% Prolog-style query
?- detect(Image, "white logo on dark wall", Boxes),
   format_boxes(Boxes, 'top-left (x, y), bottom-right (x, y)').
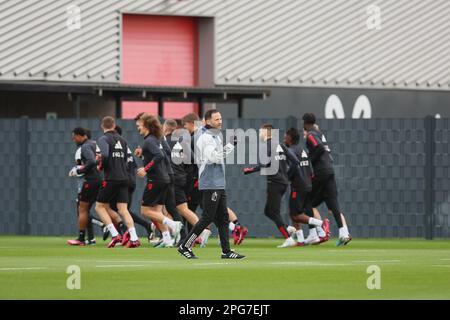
top-left (325, 94), bottom-right (372, 119)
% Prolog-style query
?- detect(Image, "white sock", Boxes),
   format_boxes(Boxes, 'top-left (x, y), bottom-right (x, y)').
top-left (308, 218), bottom-right (323, 227)
top-left (162, 231), bottom-right (172, 243)
top-left (162, 217), bottom-right (176, 231)
top-left (317, 226), bottom-right (326, 237)
top-left (309, 228), bottom-right (318, 238)
top-left (229, 222), bottom-right (236, 231)
top-left (339, 226), bottom-right (349, 238)
top-left (296, 229), bottom-right (305, 243)
top-left (344, 225), bottom-right (349, 235)
top-left (128, 227), bottom-right (138, 241)
top-left (107, 224), bottom-right (119, 237)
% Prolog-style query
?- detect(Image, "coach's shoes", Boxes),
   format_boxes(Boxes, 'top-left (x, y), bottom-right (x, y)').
top-left (107, 235), bottom-right (123, 248)
top-left (277, 237), bottom-right (298, 248)
top-left (304, 234), bottom-right (321, 245)
top-left (125, 240), bottom-right (141, 248)
top-left (121, 231), bottom-right (130, 246)
top-left (221, 251), bottom-right (245, 259)
top-left (67, 239), bottom-right (86, 246)
top-left (178, 245), bottom-right (198, 259)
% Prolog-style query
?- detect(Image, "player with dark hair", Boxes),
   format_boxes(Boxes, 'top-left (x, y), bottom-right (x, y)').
top-left (67, 127), bottom-right (103, 246)
top-left (135, 114), bottom-right (183, 248)
top-left (182, 113), bottom-right (248, 246)
top-left (281, 128), bottom-right (330, 247)
top-left (302, 113), bottom-right (352, 246)
top-left (243, 124), bottom-right (297, 247)
top-left (178, 109), bottom-right (245, 259)
top-left (95, 116), bottom-right (141, 248)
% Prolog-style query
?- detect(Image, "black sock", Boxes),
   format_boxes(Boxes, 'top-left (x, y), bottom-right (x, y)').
top-left (78, 230), bottom-right (86, 242)
top-left (86, 219), bottom-right (94, 241)
top-left (117, 222), bottom-right (127, 235)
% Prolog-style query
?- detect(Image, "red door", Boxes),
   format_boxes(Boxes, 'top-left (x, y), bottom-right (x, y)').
top-left (121, 14), bottom-right (198, 119)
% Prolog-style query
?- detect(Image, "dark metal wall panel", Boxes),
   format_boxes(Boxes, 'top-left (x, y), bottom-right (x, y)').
top-left (0, 118), bottom-right (446, 238)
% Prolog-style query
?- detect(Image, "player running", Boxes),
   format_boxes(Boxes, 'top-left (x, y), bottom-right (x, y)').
top-left (178, 109), bottom-right (245, 259)
top-left (279, 128), bottom-right (330, 247)
top-left (243, 124), bottom-right (297, 247)
top-left (67, 127), bottom-right (103, 246)
top-left (95, 116), bottom-right (141, 248)
top-left (135, 113), bottom-right (183, 248)
top-left (302, 113), bottom-right (352, 246)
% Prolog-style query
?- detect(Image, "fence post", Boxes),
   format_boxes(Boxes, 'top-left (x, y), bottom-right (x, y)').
top-left (18, 116), bottom-right (30, 235)
top-left (424, 115), bottom-right (436, 240)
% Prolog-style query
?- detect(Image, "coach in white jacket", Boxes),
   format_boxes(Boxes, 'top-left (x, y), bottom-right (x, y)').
top-left (178, 109), bottom-right (245, 260)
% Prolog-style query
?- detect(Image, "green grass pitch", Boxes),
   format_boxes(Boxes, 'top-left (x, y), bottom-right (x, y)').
top-left (1, 236), bottom-right (450, 300)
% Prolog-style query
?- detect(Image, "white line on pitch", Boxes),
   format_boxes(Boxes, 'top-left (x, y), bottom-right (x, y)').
top-left (431, 265), bottom-right (450, 267)
top-left (353, 260), bottom-right (401, 263)
top-left (270, 262), bottom-right (353, 266)
top-left (192, 263), bottom-right (231, 266)
top-left (0, 267), bottom-right (48, 271)
top-left (77, 260), bottom-right (165, 264)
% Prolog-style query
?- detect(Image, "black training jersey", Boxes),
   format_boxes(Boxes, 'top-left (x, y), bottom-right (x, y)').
top-left (184, 130), bottom-right (199, 188)
top-left (142, 134), bottom-right (171, 183)
top-left (288, 144), bottom-right (313, 192)
top-left (97, 131), bottom-right (129, 181)
top-left (305, 128), bottom-right (334, 175)
top-left (77, 139), bottom-right (101, 181)
top-left (254, 139), bottom-right (299, 186)
top-left (165, 134), bottom-right (188, 186)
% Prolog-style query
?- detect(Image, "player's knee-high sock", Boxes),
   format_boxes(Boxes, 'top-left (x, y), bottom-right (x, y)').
top-left (264, 211), bottom-right (289, 238)
top-left (86, 218), bottom-right (94, 241)
top-left (129, 211), bottom-right (151, 232)
top-left (325, 198), bottom-right (344, 228)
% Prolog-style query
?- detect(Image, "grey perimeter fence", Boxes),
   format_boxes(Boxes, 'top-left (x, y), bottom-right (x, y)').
top-left (0, 116), bottom-right (448, 239)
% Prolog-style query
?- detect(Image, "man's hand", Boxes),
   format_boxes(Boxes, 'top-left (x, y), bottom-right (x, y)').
top-left (137, 167), bottom-right (147, 178)
top-left (134, 146), bottom-right (142, 157)
top-left (69, 166), bottom-right (83, 177)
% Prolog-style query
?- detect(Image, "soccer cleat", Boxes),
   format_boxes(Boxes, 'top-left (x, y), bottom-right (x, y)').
top-left (155, 240), bottom-right (174, 248)
top-left (121, 231), bottom-right (130, 246)
top-left (85, 239), bottom-right (96, 245)
top-left (336, 235), bottom-right (352, 247)
top-left (318, 236), bottom-right (329, 244)
top-left (102, 227), bottom-right (110, 241)
top-left (304, 235), bottom-right (321, 245)
top-left (107, 235), bottom-right (123, 248)
top-left (125, 240), bottom-right (141, 248)
top-left (232, 226), bottom-right (242, 245)
top-left (322, 219), bottom-right (331, 237)
top-left (277, 237), bottom-right (298, 248)
top-left (67, 239), bottom-right (86, 246)
top-left (236, 226), bottom-right (248, 245)
top-left (221, 251), bottom-right (246, 259)
top-left (178, 245), bottom-right (198, 259)
top-left (200, 229), bottom-right (212, 248)
top-left (297, 242), bottom-right (306, 247)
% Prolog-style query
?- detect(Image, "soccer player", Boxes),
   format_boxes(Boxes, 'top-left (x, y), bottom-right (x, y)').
top-left (178, 109), bottom-right (245, 259)
top-left (135, 114), bottom-right (183, 248)
top-left (95, 116), bottom-right (141, 248)
top-left (110, 125), bottom-right (154, 242)
top-left (243, 124), bottom-right (297, 246)
top-left (280, 128), bottom-right (330, 247)
top-left (302, 113), bottom-right (352, 246)
top-left (284, 128), bottom-right (330, 245)
top-left (181, 113), bottom-right (248, 246)
top-left (163, 119), bottom-right (209, 245)
top-left (67, 127), bottom-right (102, 246)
